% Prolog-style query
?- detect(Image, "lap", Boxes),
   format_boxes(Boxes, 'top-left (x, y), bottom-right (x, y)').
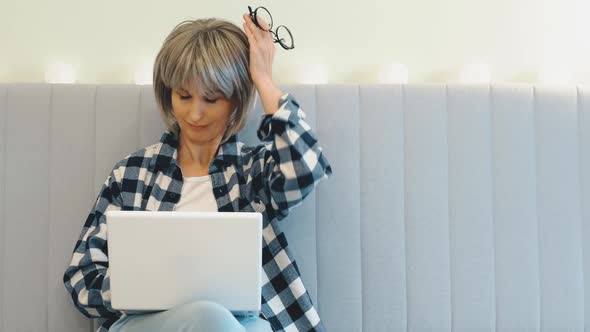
top-left (109, 300), bottom-right (272, 332)
top-left (235, 315), bottom-right (273, 332)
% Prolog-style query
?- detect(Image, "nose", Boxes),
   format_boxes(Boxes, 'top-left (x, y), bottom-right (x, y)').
top-left (187, 101), bottom-right (207, 121)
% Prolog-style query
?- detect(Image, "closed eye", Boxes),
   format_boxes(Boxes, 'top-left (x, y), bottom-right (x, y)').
top-left (179, 94), bottom-right (217, 103)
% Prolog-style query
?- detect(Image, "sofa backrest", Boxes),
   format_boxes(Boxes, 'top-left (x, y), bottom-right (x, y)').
top-left (0, 83), bottom-right (588, 332)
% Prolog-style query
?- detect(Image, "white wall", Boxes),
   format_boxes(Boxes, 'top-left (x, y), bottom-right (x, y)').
top-left (1, 0), bottom-right (589, 84)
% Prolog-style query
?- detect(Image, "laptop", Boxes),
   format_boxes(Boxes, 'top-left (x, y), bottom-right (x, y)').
top-left (105, 210), bottom-right (263, 318)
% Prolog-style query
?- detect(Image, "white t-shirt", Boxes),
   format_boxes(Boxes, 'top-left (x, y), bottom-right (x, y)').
top-left (173, 175), bottom-right (218, 212)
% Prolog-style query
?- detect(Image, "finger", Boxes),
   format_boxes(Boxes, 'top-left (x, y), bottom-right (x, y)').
top-left (243, 13), bottom-right (259, 36)
top-left (257, 16), bottom-right (271, 31)
top-left (243, 13), bottom-right (266, 42)
top-left (242, 20), bottom-right (257, 44)
top-left (255, 16), bottom-right (274, 44)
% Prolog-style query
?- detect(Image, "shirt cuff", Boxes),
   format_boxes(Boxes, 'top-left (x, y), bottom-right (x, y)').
top-left (256, 93), bottom-right (307, 141)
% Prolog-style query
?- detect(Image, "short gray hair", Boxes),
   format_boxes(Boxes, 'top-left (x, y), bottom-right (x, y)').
top-left (153, 18), bottom-right (256, 144)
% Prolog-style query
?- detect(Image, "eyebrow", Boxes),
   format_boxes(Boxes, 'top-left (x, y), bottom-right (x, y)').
top-left (178, 89), bottom-right (224, 99)
top-left (181, 88), bottom-right (222, 96)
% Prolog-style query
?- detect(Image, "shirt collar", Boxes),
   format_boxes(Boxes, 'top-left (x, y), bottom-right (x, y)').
top-left (149, 129), bottom-right (241, 173)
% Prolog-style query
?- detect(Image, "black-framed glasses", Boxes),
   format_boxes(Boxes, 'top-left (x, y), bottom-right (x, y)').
top-left (248, 5), bottom-right (294, 50)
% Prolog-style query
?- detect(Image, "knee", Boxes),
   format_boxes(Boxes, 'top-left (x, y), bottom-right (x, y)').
top-left (170, 300), bottom-right (245, 332)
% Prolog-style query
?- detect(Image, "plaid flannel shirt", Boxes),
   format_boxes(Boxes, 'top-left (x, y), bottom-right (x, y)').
top-left (62, 92), bottom-right (333, 332)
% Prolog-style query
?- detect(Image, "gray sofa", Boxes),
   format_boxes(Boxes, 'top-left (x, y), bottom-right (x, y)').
top-left (0, 83), bottom-right (588, 331)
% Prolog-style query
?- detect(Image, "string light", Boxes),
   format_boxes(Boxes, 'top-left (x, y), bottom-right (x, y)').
top-left (538, 63), bottom-right (572, 84)
top-left (134, 59), bottom-right (154, 85)
top-left (378, 63), bottom-right (408, 84)
top-left (38, 58), bottom-right (584, 85)
top-left (459, 61), bottom-right (491, 83)
top-left (297, 63), bottom-right (328, 84)
top-left (44, 62), bottom-right (76, 83)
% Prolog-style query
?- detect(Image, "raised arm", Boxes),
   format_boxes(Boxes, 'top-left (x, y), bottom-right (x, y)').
top-left (252, 92), bottom-right (333, 220)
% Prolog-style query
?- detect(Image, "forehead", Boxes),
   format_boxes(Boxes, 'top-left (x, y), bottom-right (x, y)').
top-left (178, 80), bottom-right (201, 91)
top-left (178, 80), bottom-right (221, 95)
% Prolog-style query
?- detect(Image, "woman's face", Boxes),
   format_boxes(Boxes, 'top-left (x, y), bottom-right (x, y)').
top-left (171, 80), bottom-right (235, 144)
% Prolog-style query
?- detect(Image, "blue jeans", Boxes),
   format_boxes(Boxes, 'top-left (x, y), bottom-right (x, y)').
top-left (108, 300), bottom-right (272, 332)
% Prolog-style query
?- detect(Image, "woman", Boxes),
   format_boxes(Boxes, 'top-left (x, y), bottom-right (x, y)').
top-left (62, 11), bottom-right (332, 332)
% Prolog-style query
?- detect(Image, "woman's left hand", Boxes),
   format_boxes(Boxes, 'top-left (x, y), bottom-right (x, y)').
top-left (242, 12), bottom-right (275, 86)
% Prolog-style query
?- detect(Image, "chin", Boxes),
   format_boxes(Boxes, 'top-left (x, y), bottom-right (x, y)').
top-left (183, 127), bottom-right (220, 141)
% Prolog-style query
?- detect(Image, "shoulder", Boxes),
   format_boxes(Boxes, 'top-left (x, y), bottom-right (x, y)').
top-left (110, 143), bottom-right (160, 181)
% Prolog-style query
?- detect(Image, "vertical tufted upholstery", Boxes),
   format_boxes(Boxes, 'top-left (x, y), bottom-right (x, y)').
top-left (0, 83), bottom-right (588, 331)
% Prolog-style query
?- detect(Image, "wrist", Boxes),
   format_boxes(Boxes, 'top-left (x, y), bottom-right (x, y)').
top-left (253, 75), bottom-right (273, 88)
top-left (255, 78), bottom-right (284, 116)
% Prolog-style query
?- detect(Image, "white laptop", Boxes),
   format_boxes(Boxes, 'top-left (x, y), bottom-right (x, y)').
top-left (105, 210), bottom-right (263, 318)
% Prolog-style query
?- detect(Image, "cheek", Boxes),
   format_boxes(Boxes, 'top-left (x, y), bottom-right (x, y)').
top-left (171, 99), bottom-right (185, 118)
top-left (170, 98), bottom-right (178, 115)
top-left (211, 105), bottom-right (232, 121)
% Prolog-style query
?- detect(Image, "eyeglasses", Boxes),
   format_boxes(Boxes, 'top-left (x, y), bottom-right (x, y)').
top-left (248, 5), bottom-right (294, 50)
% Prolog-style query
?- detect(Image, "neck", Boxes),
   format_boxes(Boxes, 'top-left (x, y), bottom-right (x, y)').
top-left (177, 134), bottom-right (222, 169)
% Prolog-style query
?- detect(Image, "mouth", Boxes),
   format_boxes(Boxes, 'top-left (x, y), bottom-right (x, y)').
top-left (188, 123), bottom-right (208, 129)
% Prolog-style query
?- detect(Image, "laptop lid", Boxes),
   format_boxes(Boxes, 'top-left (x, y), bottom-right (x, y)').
top-left (105, 211), bottom-right (262, 317)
